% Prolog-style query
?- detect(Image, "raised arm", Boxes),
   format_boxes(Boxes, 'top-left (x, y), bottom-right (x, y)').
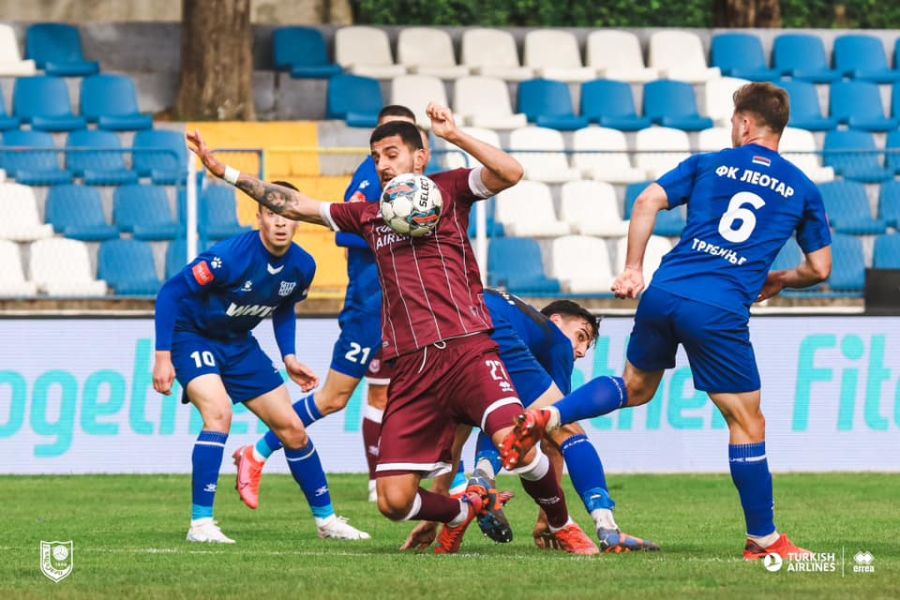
top-left (611, 183), bottom-right (669, 299)
top-left (757, 246), bottom-right (832, 302)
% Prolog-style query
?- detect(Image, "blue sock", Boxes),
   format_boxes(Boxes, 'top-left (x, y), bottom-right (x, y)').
top-left (257, 394), bottom-right (323, 458)
top-left (255, 434), bottom-right (278, 460)
top-left (560, 434), bottom-right (616, 513)
top-left (450, 460), bottom-right (467, 492)
top-left (474, 431), bottom-right (503, 477)
top-left (191, 430), bottom-right (228, 521)
top-left (729, 442), bottom-right (776, 537)
top-left (554, 376), bottom-right (628, 425)
top-left (285, 438), bottom-right (335, 521)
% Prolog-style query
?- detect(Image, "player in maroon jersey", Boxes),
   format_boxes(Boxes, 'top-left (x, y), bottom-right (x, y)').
top-left (186, 103), bottom-right (598, 555)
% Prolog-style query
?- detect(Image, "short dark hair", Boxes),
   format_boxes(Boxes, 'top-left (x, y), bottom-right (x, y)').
top-left (370, 121), bottom-right (424, 152)
top-left (378, 104), bottom-right (416, 123)
top-left (541, 300), bottom-right (601, 341)
top-left (733, 83), bottom-right (790, 134)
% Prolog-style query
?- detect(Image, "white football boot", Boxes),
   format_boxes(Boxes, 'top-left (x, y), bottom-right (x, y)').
top-left (317, 515), bottom-right (371, 540)
top-left (186, 518), bottom-right (235, 544)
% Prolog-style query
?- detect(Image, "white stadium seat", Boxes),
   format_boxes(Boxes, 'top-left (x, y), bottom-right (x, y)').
top-left (390, 74), bottom-right (448, 128)
top-left (649, 31), bottom-right (721, 83)
top-left (461, 28), bottom-right (534, 81)
top-left (509, 126), bottom-right (582, 183)
top-left (0, 239), bottom-right (37, 296)
top-left (29, 238), bottom-right (107, 297)
top-left (0, 183), bottom-right (53, 242)
top-left (697, 127), bottom-right (733, 153)
top-left (705, 77), bottom-right (750, 126)
top-left (0, 24), bottom-right (35, 76)
top-left (559, 180), bottom-right (629, 237)
top-left (634, 127), bottom-right (691, 180)
top-left (397, 27), bottom-right (469, 79)
top-left (616, 235), bottom-right (673, 287)
top-left (495, 181), bottom-right (571, 237)
top-left (780, 127), bottom-right (835, 183)
top-left (572, 126), bottom-right (647, 183)
top-left (524, 30), bottom-right (595, 83)
top-left (442, 126), bottom-right (500, 170)
top-left (551, 235), bottom-right (616, 293)
top-left (586, 30), bottom-right (659, 83)
top-left (453, 76), bottom-right (527, 130)
top-left (335, 26), bottom-right (406, 79)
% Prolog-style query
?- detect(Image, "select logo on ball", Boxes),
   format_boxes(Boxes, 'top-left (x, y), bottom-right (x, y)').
top-left (380, 173), bottom-right (443, 238)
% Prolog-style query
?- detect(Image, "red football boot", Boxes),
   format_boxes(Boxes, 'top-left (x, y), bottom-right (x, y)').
top-left (232, 445), bottom-right (265, 510)
top-left (743, 534), bottom-right (813, 560)
top-left (499, 409), bottom-right (552, 470)
top-left (552, 521), bottom-right (600, 556)
top-left (434, 491), bottom-right (487, 555)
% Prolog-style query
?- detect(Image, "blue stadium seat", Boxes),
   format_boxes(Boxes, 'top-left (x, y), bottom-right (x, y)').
top-left (642, 80), bottom-right (714, 132)
top-left (273, 27), bottom-right (342, 79)
top-left (25, 23), bottom-right (99, 76)
top-left (2, 130), bottom-right (73, 185)
top-left (467, 199), bottom-right (505, 238)
top-left (710, 33), bottom-right (779, 81)
top-left (773, 34), bottom-right (841, 83)
top-left (132, 129), bottom-right (187, 184)
top-left (770, 237), bottom-right (803, 271)
top-left (819, 181), bottom-right (887, 235)
top-left (98, 239), bottom-right (161, 296)
top-left (829, 81), bottom-right (898, 132)
top-left (166, 238), bottom-right (187, 279)
top-left (13, 76), bottom-right (86, 132)
top-left (623, 182), bottom-right (685, 236)
top-left (823, 130), bottom-right (893, 183)
top-left (66, 130), bottom-right (138, 185)
top-left (885, 130), bottom-right (900, 174)
top-left (488, 238), bottom-right (560, 295)
top-left (326, 74), bottom-right (383, 128)
top-left (0, 87), bottom-right (19, 131)
top-left (114, 184), bottom-right (181, 241)
top-left (828, 234), bottom-right (865, 292)
top-left (833, 34), bottom-right (900, 83)
top-left (624, 181), bottom-right (652, 219)
top-left (873, 234), bottom-right (900, 268)
top-left (45, 185), bottom-right (118, 241)
top-left (878, 180), bottom-right (900, 228)
top-left (517, 79), bottom-right (589, 131)
top-left (778, 80), bottom-right (837, 131)
top-left (81, 75), bottom-right (153, 131)
top-left (580, 80), bottom-right (651, 131)
top-left (200, 184), bottom-right (252, 241)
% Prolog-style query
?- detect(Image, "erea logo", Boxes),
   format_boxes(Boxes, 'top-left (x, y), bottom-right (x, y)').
top-left (192, 261), bottom-right (215, 286)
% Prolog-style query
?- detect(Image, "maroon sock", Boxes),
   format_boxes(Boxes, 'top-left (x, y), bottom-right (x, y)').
top-left (414, 488), bottom-right (463, 523)
top-left (361, 415), bottom-right (382, 480)
top-left (521, 469), bottom-right (570, 529)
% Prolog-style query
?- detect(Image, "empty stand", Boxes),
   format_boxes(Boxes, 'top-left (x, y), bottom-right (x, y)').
top-left (391, 74), bottom-right (447, 127)
top-left (704, 77), bottom-right (751, 126)
top-left (488, 237), bottom-right (560, 295)
top-left (508, 126), bottom-right (581, 183)
top-left (0, 239), bottom-right (37, 296)
top-left (326, 74), bottom-right (383, 127)
top-left (114, 184), bottom-right (180, 241)
top-left (45, 184), bottom-right (118, 241)
top-left (779, 127), bottom-right (835, 183)
top-left (580, 79), bottom-right (651, 131)
top-left (460, 28), bottom-right (533, 81)
top-left (586, 31), bottom-right (658, 83)
top-left (132, 129), bottom-right (188, 184)
top-left (873, 234), bottom-right (900, 268)
top-left (773, 34), bottom-right (840, 82)
top-left (80, 74), bottom-right (153, 131)
top-left (397, 27), bottom-right (468, 79)
top-left (829, 81), bottom-right (897, 132)
top-left (824, 130), bottom-right (893, 183)
top-left (272, 27), bottom-right (342, 79)
top-left (648, 31), bottom-right (720, 83)
top-left (819, 180), bottom-right (887, 235)
top-left (615, 235), bottom-right (672, 287)
top-left (26, 23), bottom-right (99, 76)
top-left (524, 30), bottom-right (594, 83)
top-left (13, 76), bottom-right (86, 132)
top-left (879, 180), bottom-right (900, 228)
top-left (0, 183), bottom-right (53, 241)
top-left (643, 80), bottom-right (714, 131)
top-left (833, 34), bottom-right (900, 83)
top-left (30, 237), bottom-right (107, 296)
top-left (697, 127), bottom-right (732, 152)
top-left (710, 33), bottom-right (779, 81)
top-left (66, 130), bottom-right (138, 185)
top-left (559, 180), bottom-right (629, 236)
top-left (335, 26), bottom-right (406, 79)
top-left (495, 180), bottom-right (571, 236)
top-left (779, 80), bottom-right (838, 131)
top-left (453, 76), bottom-right (527, 130)
top-left (517, 79), bottom-right (588, 131)
top-left (634, 127), bottom-right (691, 179)
top-left (571, 126), bottom-right (646, 183)
top-left (200, 185), bottom-right (252, 241)
top-left (98, 239), bottom-right (161, 296)
top-left (2, 130), bottom-right (72, 185)
top-left (551, 235), bottom-right (615, 294)
top-left (0, 24), bottom-right (36, 76)
top-left (828, 234), bottom-right (866, 292)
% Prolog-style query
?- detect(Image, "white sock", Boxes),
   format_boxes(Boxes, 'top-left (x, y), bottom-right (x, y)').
top-left (191, 517), bottom-right (213, 527)
top-left (591, 508), bottom-right (618, 531)
top-left (364, 404), bottom-right (384, 423)
top-left (315, 514), bottom-right (337, 528)
top-left (749, 530), bottom-right (780, 548)
top-left (251, 446), bottom-right (266, 462)
top-left (447, 499), bottom-right (470, 527)
top-left (475, 458), bottom-right (496, 480)
top-left (544, 407), bottom-right (561, 431)
top-left (548, 517), bottom-right (574, 534)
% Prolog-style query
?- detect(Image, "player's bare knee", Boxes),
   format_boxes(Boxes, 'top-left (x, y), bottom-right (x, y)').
top-left (201, 407), bottom-right (232, 431)
top-left (376, 486), bottom-right (414, 520)
top-left (276, 421), bottom-right (308, 450)
top-left (317, 389), bottom-right (351, 416)
top-left (367, 386), bottom-right (388, 411)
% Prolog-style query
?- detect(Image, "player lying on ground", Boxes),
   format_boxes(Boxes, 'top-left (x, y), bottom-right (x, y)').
top-left (500, 83), bottom-right (832, 560)
top-left (152, 197), bottom-right (369, 543)
top-left (187, 102), bottom-right (599, 555)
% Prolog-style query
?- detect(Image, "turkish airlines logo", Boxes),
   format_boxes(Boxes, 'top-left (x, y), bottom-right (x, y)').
top-left (192, 261), bottom-right (214, 286)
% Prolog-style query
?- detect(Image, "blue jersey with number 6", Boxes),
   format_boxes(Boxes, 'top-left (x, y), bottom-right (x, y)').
top-left (650, 143), bottom-right (831, 315)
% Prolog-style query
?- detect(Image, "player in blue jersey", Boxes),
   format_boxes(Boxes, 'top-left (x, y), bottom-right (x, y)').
top-left (153, 183), bottom-right (369, 543)
top-left (501, 83), bottom-right (833, 560)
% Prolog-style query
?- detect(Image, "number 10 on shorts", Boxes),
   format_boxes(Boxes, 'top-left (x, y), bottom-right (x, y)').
top-left (190, 350), bottom-right (216, 368)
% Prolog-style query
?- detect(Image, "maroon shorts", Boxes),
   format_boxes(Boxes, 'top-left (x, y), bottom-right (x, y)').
top-left (365, 351), bottom-right (393, 386)
top-left (375, 333), bottom-right (524, 479)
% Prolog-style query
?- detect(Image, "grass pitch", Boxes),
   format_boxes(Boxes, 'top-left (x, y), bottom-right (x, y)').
top-left (1, 472), bottom-right (896, 599)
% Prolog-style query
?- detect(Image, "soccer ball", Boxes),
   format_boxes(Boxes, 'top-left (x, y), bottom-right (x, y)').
top-left (380, 173), bottom-right (443, 237)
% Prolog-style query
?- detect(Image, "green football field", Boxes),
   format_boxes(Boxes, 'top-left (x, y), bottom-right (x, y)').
top-left (2, 472), bottom-right (896, 599)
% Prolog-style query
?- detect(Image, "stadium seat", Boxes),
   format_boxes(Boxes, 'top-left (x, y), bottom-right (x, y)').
top-left (879, 180), bottom-right (900, 228)
top-left (580, 79), bottom-right (651, 131)
top-left (770, 236), bottom-right (803, 272)
top-left (391, 75), bottom-right (447, 128)
top-left (886, 130), bottom-right (900, 174)
top-left (0, 239), bottom-right (37, 296)
top-left (466, 197), bottom-right (505, 238)
top-left (893, 82), bottom-right (900, 122)
top-left (624, 181), bottom-right (652, 218)
top-left (442, 126), bottom-right (500, 170)
top-left (550, 235), bottom-right (615, 294)
top-left (779, 127), bottom-right (835, 183)
top-left (0, 24), bottom-right (36, 76)
top-left (643, 80), bottom-right (714, 131)
top-left (29, 237), bottom-right (107, 296)
top-left (710, 33), bottom-right (779, 82)
top-left (13, 76), bottom-right (86, 132)
top-left (460, 28), bottom-right (533, 81)
top-left (25, 23), bottom-right (99, 76)
top-left (132, 129), bottom-right (188, 184)
top-left (704, 77), bottom-right (751, 126)
top-left (829, 81), bottom-right (898, 132)
top-left (487, 237), bottom-right (560, 295)
top-left (833, 34), bottom-right (900, 83)
top-left (80, 74), bottom-right (153, 131)
top-left (200, 184), bottom-right (252, 241)
top-left (165, 238), bottom-right (187, 279)
top-left (495, 180), bottom-right (571, 236)
top-left (0, 86), bottom-right (20, 131)
top-left (326, 74), bottom-right (383, 127)
top-left (524, 30), bottom-right (594, 83)
top-left (2, 130), bottom-right (73, 185)
top-left (517, 79), bottom-right (589, 131)
top-left (586, 30), bottom-right (658, 83)
top-left (114, 184), bottom-right (180, 241)
top-left (623, 186), bottom-right (687, 237)
top-left (334, 26), bottom-right (406, 79)
top-left (272, 27), bottom-right (342, 79)
top-left (819, 180), bottom-right (887, 235)
top-left (45, 184), bottom-right (118, 241)
top-left (772, 34), bottom-right (840, 83)
top-left (571, 126), bottom-right (647, 183)
top-left (397, 28), bottom-right (468, 79)
top-left (99, 239), bottom-right (161, 296)
top-left (648, 31), bottom-right (720, 83)
top-left (697, 127), bottom-right (732, 152)
top-left (615, 235), bottom-right (672, 287)
top-left (823, 130), bottom-right (893, 183)
top-left (778, 80), bottom-right (838, 131)
top-left (828, 234), bottom-right (865, 292)
top-left (559, 180), bottom-right (629, 237)
top-left (66, 130), bottom-right (138, 185)
top-left (0, 183), bottom-right (53, 241)
top-left (453, 76), bottom-right (527, 130)
top-left (634, 127), bottom-right (691, 180)
top-left (508, 126), bottom-right (581, 183)
top-left (873, 234), bottom-right (900, 268)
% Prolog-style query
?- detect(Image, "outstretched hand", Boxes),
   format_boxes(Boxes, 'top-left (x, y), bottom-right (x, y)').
top-left (400, 520), bottom-right (438, 552)
top-left (186, 130), bottom-right (225, 178)
top-left (611, 266), bottom-right (645, 299)
top-left (756, 271), bottom-right (786, 302)
top-left (426, 102), bottom-right (458, 141)
top-left (285, 357), bottom-right (319, 392)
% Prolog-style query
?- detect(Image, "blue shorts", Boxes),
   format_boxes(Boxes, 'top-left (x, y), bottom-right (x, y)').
top-left (627, 286), bottom-right (760, 393)
top-left (492, 319), bottom-right (553, 407)
top-left (330, 304), bottom-right (384, 381)
top-left (172, 330), bottom-right (284, 404)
